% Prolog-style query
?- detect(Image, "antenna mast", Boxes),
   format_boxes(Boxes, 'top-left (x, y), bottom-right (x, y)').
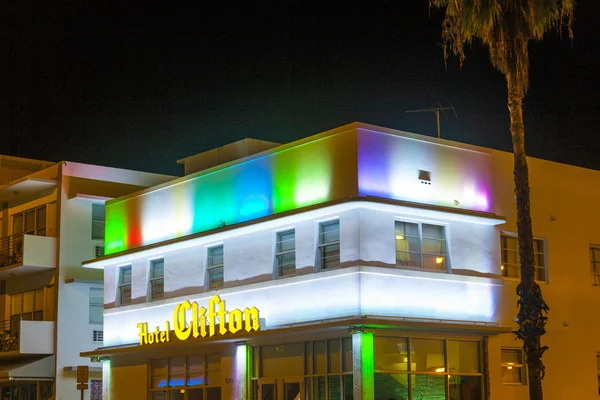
top-left (405, 102), bottom-right (459, 139)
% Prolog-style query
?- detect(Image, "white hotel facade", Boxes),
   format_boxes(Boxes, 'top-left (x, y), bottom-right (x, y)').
top-left (82, 123), bottom-right (600, 400)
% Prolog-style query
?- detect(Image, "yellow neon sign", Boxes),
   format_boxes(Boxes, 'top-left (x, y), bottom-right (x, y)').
top-left (137, 295), bottom-right (260, 345)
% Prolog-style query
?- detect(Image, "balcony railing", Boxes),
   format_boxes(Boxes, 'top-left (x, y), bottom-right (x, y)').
top-left (0, 319), bottom-right (54, 354)
top-left (0, 234), bottom-right (24, 268)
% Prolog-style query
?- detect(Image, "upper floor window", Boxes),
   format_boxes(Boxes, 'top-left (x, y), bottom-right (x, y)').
top-left (276, 229), bottom-right (296, 277)
top-left (207, 246), bottom-right (224, 289)
top-left (500, 234), bottom-right (547, 282)
top-left (10, 288), bottom-right (44, 335)
top-left (501, 348), bottom-right (525, 385)
top-left (89, 287), bottom-right (103, 324)
top-left (92, 204), bottom-right (105, 240)
top-left (590, 246), bottom-right (600, 286)
top-left (149, 259), bottom-right (164, 301)
top-left (395, 221), bottom-right (448, 271)
top-left (118, 266), bottom-right (132, 306)
top-left (13, 205), bottom-right (46, 237)
top-left (318, 220), bottom-right (340, 269)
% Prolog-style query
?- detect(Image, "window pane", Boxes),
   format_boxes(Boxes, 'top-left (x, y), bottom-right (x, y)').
top-left (313, 376), bottom-right (326, 400)
top-left (261, 343), bottom-right (304, 377)
top-left (187, 389), bottom-right (204, 400)
top-left (501, 348), bottom-right (523, 384)
top-left (320, 221), bottom-right (340, 244)
top-left (422, 238), bottom-right (446, 255)
top-left (501, 349), bottom-right (521, 365)
top-left (187, 356), bottom-right (205, 386)
top-left (328, 339), bottom-right (341, 373)
top-left (92, 204), bottom-right (105, 221)
top-left (343, 375), bottom-right (353, 400)
top-left (423, 253), bottom-right (447, 271)
top-left (206, 353), bottom-right (221, 385)
top-left (23, 291), bottom-right (34, 313)
top-left (395, 221), bottom-right (419, 238)
top-left (120, 285), bottom-right (131, 305)
top-left (412, 374), bottom-right (446, 400)
top-left (343, 337), bottom-right (353, 372)
top-left (396, 251), bottom-right (421, 267)
top-left (209, 267), bottom-right (224, 289)
top-left (448, 341), bottom-right (480, 373)
top-left (11, 294), bottom-right (22, 315)
top-left (412, 338), bottom-right (445, 372)
top-left (374, 337), bottom-right (409, 372)
top-left (13, 214), bottom-right (23, 234)
top-left (314, 340), bottom-right (327, 374)
top-left (169, 357), bottom-right (185, 387)
top-left (396, 235), bottom-right (420, 253)
top-left (328, 375), bottom-right (340, 400)
top-left (374, 373), bottom-right (409, 400)
top-left (36, 207), bottom-right (47, 228)
top-left (449, 375), bottom-right (482, 400)
top-left (277, 230), bottom-right (295, 252)
top-left (422, 224), bottom-right (445, 240)
top-left (120, 267), bottom-right (131, 284)
top-left (208, 246), bottom-right (224, 266)
top-left (169, 391), bottom-right (184, 400)
top-left (502, 366), bottom-right (523, 383)
top-left (90, 305), bottom-right (103, 324)
top-left (151, 260), bottom-right (165, 278)
top-left (321, 244), bottom-right (340, 269)
top-left (151, 359), bottom-right (168, 388)
top-left (206, 387), bottom-right (221, 400)
top-left (24, 210), bottom-right (35, 233)
top-left (151, 279), bottom-right (164, 300)
top-left (152, 391), bottom-right (167, 400)
top-left (35, 289), bottom-right (44, 311)
top-left (501, 235), bottom-right (517, 251)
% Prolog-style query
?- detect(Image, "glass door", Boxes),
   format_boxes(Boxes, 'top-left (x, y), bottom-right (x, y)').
top-left (259, 378), bottom-right (277, 400)
top-left (258, 377), bottom-right (303, 400)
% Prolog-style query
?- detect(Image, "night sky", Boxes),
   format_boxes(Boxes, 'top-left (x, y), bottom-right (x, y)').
top-left (2, 1), bottom-right (599, 176)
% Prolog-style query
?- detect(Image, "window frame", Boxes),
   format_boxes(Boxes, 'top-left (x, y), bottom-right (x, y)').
top-left (89, 287), bottom-right (103, 324)
top-left (91, 204), bottom-right (106, 240)
top-left (590, 245), bottom-right (600, 286)
top-left (12, 204), bottom-right (47, 237)
top-left (149, 354), bottom-right (222, 398)
top-left (395, 220), bottom-right (450, 272)
top-left (318, 219), bottom-right (341, 270)
top-left (118, 265), bottom-right (132, 306)
top-left (500, 233), bottom-right (548, 283)
top-left (500, 347), bottom-right (526, 385)
top-left (206, 245), bottom-right (224, 290)
top-left (148, 258), bottom-right (165, 301)
top-left (275, 229), bottom-right (296, 277)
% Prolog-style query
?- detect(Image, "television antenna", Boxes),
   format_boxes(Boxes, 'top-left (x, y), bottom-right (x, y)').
top-left (405, 101), bottom-right (459, 139)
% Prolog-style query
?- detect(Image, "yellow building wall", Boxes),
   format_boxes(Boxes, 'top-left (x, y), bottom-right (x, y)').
top-left (108, 361), bottom-right (148, 400)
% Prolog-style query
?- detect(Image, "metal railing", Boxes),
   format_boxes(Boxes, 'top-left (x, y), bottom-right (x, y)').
top-left (0, 319), bottom-right (20, 352)
top-left (0, 234), bottom-right (24, 268)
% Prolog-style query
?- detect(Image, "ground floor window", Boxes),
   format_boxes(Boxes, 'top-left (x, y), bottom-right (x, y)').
top-left (374, 336), bottom-right (482, 400)
top-left (251, 337), bottom-right (353, 400)
top-left (0, 382), bottom-right (53, 400)
top-left (149, 354), bottom-right (221, 400)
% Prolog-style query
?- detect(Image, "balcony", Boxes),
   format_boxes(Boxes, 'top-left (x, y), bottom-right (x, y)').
top-left (0, 234), bottom-right (57, 277)
top-left (0, 320), bottom-right (54, 357)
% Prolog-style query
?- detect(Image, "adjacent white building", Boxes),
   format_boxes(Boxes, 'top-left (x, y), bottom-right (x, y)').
top-left (0, 155), bottom-right (173, 400)
top-left (82, 123), bottom-right (600, 400)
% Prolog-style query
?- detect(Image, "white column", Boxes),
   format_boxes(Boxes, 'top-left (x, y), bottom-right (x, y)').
top-left (233, 344), bottom-right (249, 400)
top-left (352, 329), bottom-right (374, 400)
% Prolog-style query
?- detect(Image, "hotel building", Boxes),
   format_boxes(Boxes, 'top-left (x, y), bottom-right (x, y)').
top-left (82, 123), bottom-right (600, 400)
top-left (0, 156), bottom-right (173, 400)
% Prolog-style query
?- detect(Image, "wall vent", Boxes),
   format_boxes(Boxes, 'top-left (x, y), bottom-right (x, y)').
top-left (418, 169), bottom-right (432, 185)
top-left (93, 330), bottom-right (104, 343)
top-left (95, 245), bottom-right (105, 258)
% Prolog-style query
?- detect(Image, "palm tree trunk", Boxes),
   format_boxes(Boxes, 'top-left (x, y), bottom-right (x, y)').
top-left (507, 72), bottom-right (547, 400)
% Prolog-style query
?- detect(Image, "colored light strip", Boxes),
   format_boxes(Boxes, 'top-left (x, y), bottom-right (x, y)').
top-left (104, 128), bottom-right (494, 254)
top-left (353, 330), bottom-right (374, 399)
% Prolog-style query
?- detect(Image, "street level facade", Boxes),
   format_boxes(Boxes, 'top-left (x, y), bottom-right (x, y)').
top-left (82, 123), bottom-right (600, 400)
top-left (0, 156), bottom-right (173, 400)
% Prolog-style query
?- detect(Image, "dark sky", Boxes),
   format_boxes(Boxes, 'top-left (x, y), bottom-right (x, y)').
top-left (2, 1), bottom-right (599, 176)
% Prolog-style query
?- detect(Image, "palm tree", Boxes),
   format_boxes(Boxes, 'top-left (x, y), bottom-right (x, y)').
top-left (428, 1), bottom-right (575, 399)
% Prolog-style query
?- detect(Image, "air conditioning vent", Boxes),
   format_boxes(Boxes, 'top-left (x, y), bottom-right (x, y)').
top-left (95, 246), bottom-right (104, 258)
top-left (93, 330), bottom-right (104, 343)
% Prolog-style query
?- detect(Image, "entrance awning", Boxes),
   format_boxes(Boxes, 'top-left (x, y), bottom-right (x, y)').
top-left (0, 356), bottom-right (55, 382)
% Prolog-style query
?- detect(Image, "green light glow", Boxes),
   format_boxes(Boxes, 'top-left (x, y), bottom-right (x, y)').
top-left (360, 331), bottom-right (375, 399)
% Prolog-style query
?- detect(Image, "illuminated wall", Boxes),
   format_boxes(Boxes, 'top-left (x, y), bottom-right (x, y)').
top-left (357, 128), bottom-right (492, 212)
top-left (105, 132), bottom-right (358, 254)
top-left (103, 268), bottom-right (498, 346)
top-left (104, 125), bottom-right (494, 254)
